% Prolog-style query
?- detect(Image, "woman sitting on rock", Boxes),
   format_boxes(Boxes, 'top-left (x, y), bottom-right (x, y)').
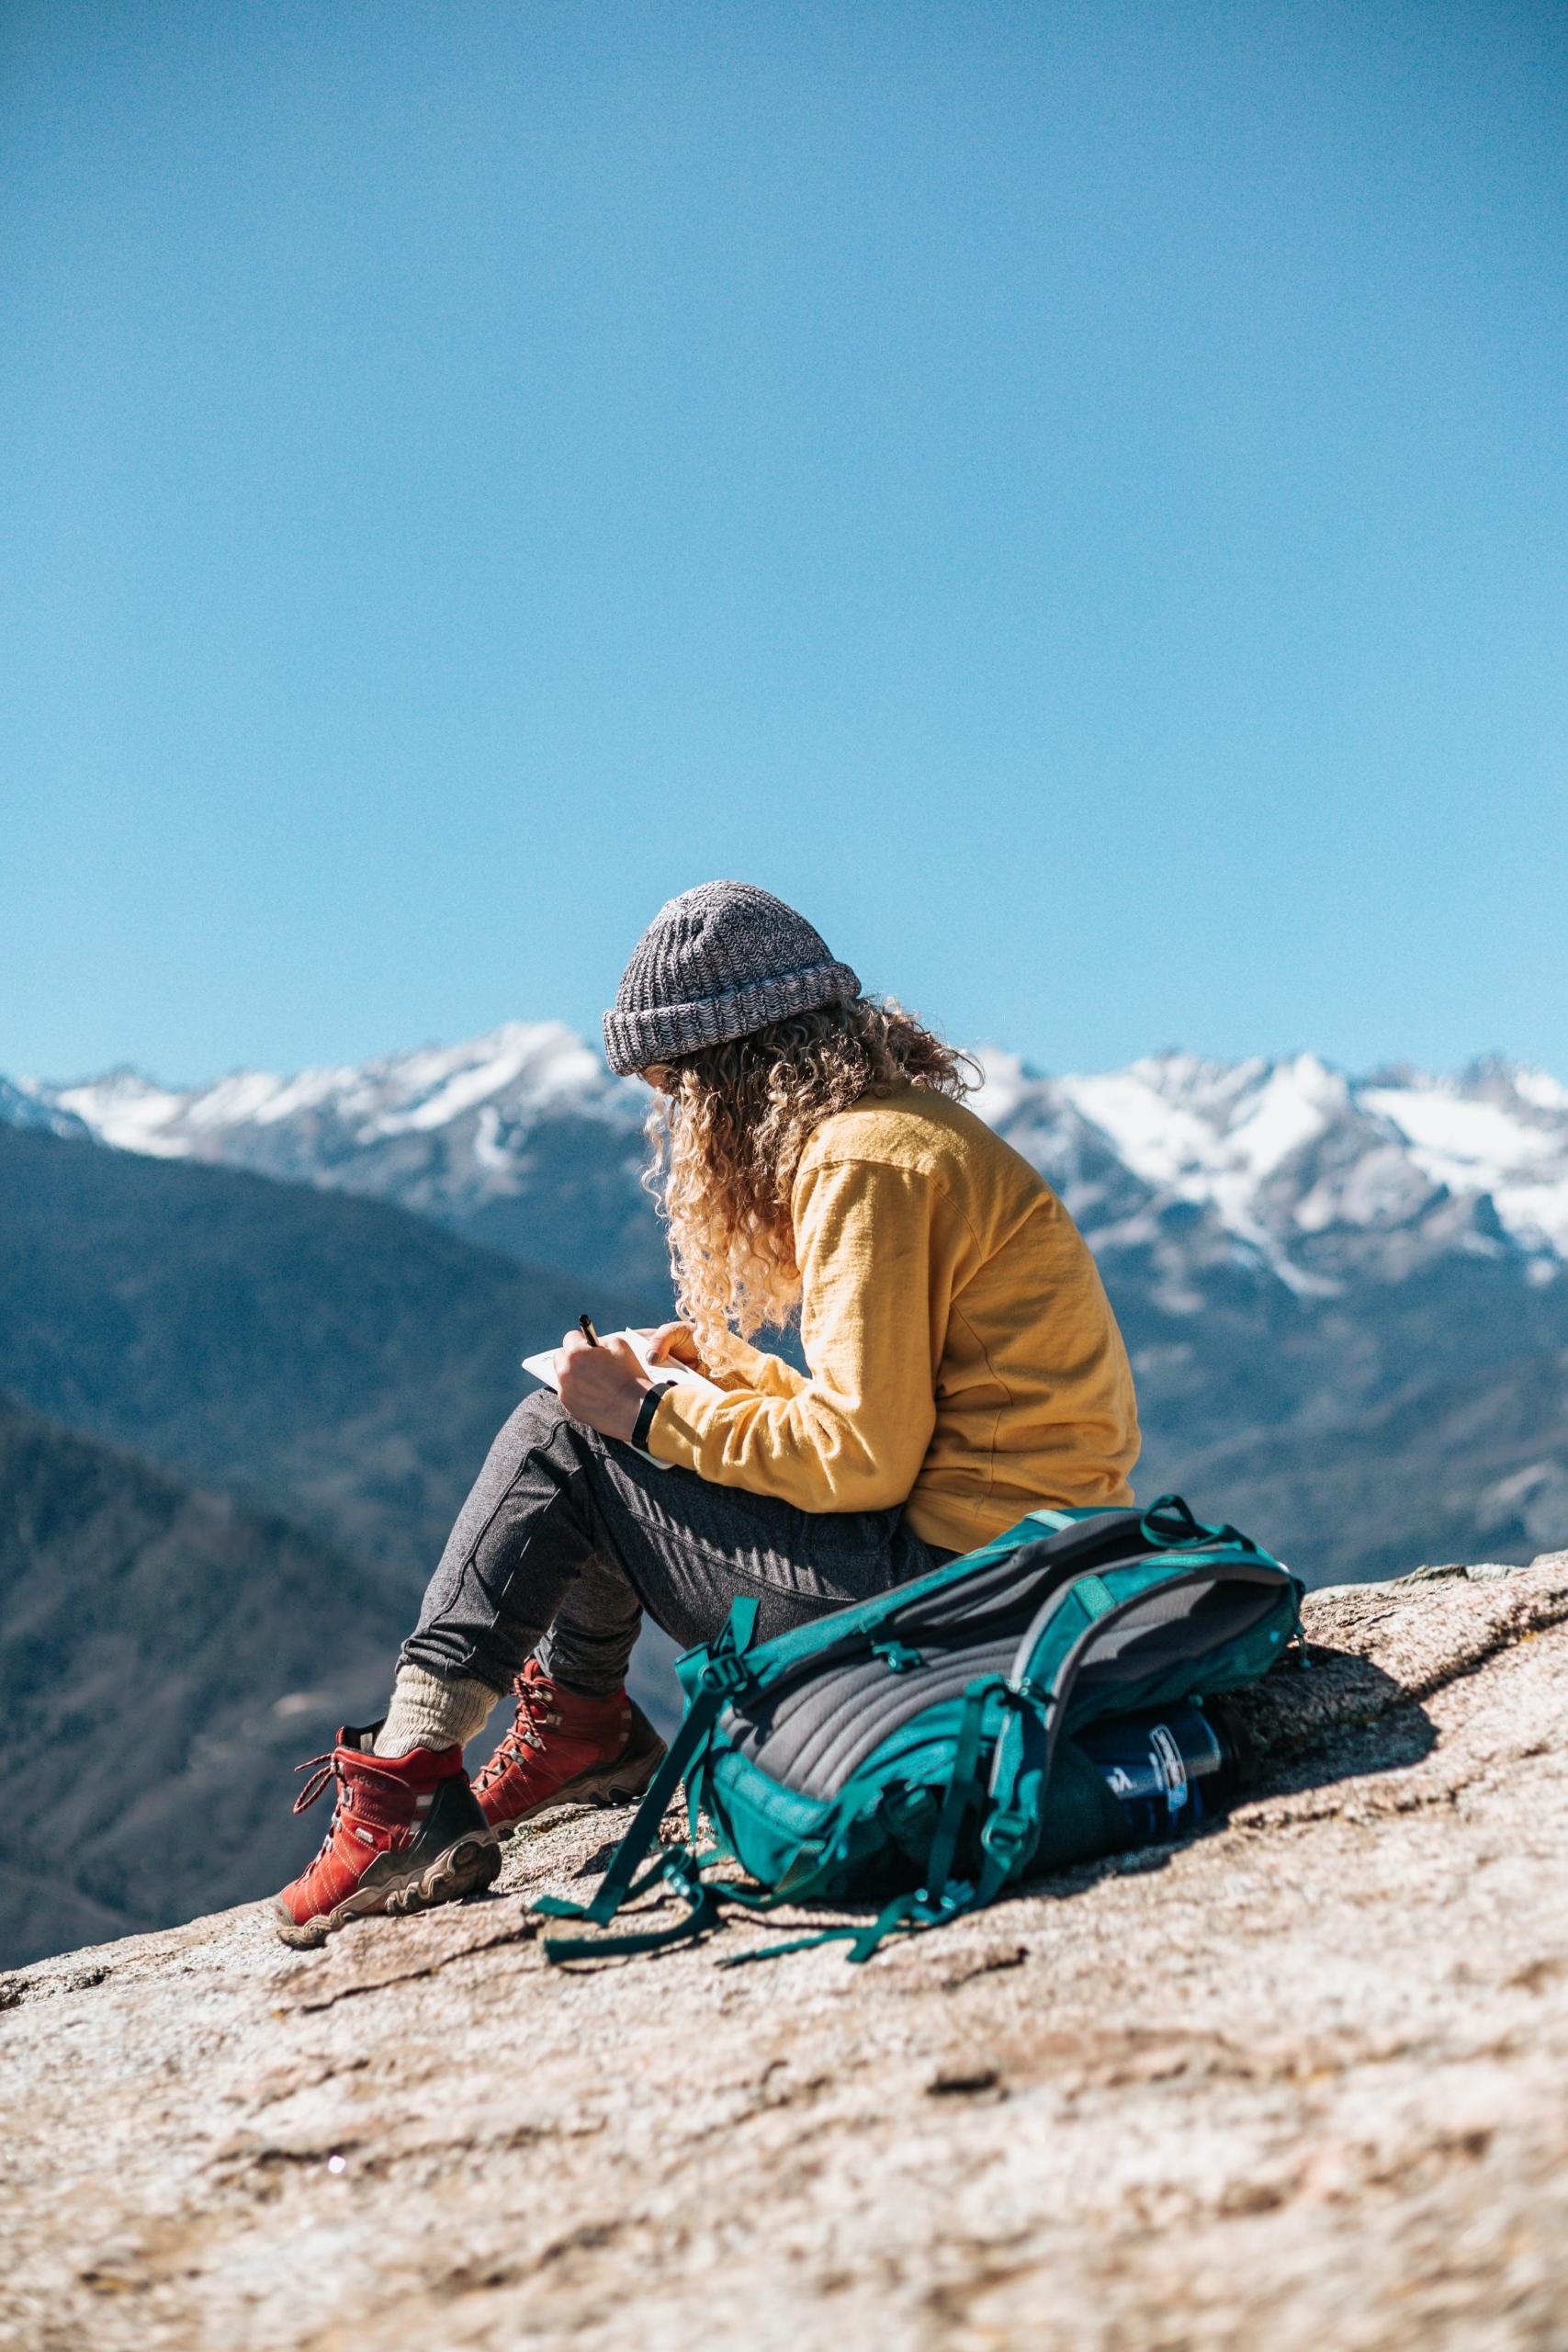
top-left (274, 882), bottom-right (1141, 1943)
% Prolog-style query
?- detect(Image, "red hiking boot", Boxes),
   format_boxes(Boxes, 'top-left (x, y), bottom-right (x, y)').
top-left (272, 1725), bottom-right (501, 1949)
top-left (472, 1658), bottom-right (666, 1839)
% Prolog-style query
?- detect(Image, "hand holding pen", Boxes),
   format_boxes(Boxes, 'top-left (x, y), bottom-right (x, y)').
top-left (556, 1311), bottom-right (650, 1443)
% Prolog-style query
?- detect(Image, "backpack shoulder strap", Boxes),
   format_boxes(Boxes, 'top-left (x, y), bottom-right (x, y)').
top-left (535, 1597), bottom-right (759, 1944)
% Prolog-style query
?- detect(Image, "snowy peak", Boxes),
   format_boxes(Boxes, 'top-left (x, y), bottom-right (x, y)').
top-left (39, 1067), bottom-right (220, 1158)
top-left (39, 1021), bottom-right (637, 1159)
top-left (10, 1029), bottom-right (1568, 1294)
top-left (1060, 1051), bottom-right (1348, 1192)
top-left (0, 1075), bottom-right (90, 1142)
top-left (974, 1047), bottom-right (1568, 1272)
top-left (342, 1022), bottom-right (626, 1137)
top-left (1354, 1064), bottom-right (1568, 1261)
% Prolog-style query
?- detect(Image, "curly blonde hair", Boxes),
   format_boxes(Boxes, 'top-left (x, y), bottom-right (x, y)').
top-left (643, 997), bottom-right (977, 1363)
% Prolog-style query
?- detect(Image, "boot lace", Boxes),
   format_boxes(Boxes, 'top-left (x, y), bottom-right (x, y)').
top-left (473, 1680), bottom-right (558, 1794)
top-left (292, 1750), bottom-right (345, 1862)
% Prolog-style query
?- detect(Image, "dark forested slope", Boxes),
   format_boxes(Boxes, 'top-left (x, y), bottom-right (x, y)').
top-left (0, 1394), bottom-right (408, 1966)
top-left (0, 1125), bottom-right (664, 1589)
top-left (0, 1133), bottom-right (682, 1963)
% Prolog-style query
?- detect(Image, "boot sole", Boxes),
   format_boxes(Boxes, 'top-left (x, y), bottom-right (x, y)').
top-left (272, 1831), bottom-right (502, 1950)
top-left (491, 1737), bottom-right (667, 1841)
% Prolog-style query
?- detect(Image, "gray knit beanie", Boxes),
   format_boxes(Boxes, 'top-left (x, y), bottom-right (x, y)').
top-left (603, 882), bottom-right (862, 1076)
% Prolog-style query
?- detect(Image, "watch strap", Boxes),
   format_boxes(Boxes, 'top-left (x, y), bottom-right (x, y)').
top-left (631, 1380), bottom-right (675, 1454)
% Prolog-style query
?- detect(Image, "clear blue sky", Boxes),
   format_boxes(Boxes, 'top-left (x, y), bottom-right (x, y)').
top-left (5, 1), bottom-right (1565, 1086)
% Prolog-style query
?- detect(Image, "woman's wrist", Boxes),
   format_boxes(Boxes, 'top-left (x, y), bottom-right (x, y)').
top-left (630, 1381), bottom-right (674, 1453)
top-left (557, 1330), bottom-right (660, 1443)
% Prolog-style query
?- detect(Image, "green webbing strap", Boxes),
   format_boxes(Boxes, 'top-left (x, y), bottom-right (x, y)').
top-left (720, 1888), bottom-right (930, 1968)
top-left (546, 1840), bottom-right (814, 1964)
top-left (543, 1844), bottom-right (722, 1962)
top-left (837, 1679), bottom-right (1010, 1963)
top-left (532, 1699), bottom-right (716, 1932)
top-left (975, 1681), bottom-right (1051, 1909)
top-left (922, 1675), bottom-right (1002, 1902)
top-left (534, 1597), bottom-right (759, 1947)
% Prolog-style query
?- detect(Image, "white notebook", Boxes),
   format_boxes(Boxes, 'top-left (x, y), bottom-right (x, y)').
top-left (521, 1327), bottom-right (724, 1400)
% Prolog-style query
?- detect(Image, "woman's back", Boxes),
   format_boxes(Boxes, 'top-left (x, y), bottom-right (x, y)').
top-left (797, 1085), bottom-right (1140, 1551)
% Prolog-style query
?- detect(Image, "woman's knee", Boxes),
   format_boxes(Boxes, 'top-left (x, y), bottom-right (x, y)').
top-left (495, 1384), bottom-right (608, 1473)
top-left (510, 1385), bottom-right (569, 1441)
top-left (468, 1385), bottom-right (573, 1488)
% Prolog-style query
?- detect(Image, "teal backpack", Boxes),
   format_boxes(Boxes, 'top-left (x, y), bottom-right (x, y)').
top-left (537, 1495), bottom-right (1303, 1966)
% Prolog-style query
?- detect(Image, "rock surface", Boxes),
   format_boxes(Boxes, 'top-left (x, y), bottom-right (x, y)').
top-left (3, 1553), bottom-right (1567, 2351)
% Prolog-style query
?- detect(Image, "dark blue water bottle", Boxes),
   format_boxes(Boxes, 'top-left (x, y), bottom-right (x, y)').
top-left (1076, 1702), bottom-right (1236, 1847)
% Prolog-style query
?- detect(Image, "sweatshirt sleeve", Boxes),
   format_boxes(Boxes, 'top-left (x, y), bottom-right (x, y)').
top-left (702, 1332), bottom-right (807, 1400)
top-left (647, 1155), bottom-right (965, 1512)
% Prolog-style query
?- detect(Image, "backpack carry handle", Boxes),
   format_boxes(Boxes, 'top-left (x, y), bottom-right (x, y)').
top-left (1139, 1492), bottom-right (1258, 1555)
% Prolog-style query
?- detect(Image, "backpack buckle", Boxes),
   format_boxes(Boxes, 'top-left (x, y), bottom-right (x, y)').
top-left (915, 1878), bottom-right (975, 1919)
top-left (980, 1810), bottom-right (1029, 1871)
top-left (699, 1654), bottom-right (752, 1698)
top-left (659, 1847), bottom-right (706, 1906)
top-left (872, 1638), bottom-right (925, 1674)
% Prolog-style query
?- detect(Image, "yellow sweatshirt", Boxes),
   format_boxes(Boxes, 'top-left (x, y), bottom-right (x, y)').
top-left (649, 1086), bottom-right (1140, 1555)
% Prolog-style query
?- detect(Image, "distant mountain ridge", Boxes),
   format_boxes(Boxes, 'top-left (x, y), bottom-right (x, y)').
top-left (18, 1023), bottom-right (663, 1291)
top-left (13, 1024), bottom-right (1568, 1301)
top-left (5, 1030), bottom-right (1566, 1593)
top-left (0, 1122), bottom-right (658, 1585)
top-left (0, 1074), bottom-right (89, 1142)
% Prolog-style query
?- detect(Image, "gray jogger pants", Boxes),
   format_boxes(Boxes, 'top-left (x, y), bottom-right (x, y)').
top-left (400, 1388), bottom-right (953, 1697)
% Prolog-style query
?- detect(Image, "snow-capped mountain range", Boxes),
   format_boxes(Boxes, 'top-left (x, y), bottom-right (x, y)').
top-left (12, 1023), bottom-right (1568, 1302)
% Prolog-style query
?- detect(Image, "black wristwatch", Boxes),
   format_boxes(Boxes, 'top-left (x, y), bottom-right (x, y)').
top-left (631, 1380), bottom-right (676, 1453)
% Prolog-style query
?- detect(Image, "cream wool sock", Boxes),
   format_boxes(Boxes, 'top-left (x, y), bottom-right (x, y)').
top-left (375, 1666), bottom-right (498, 1758)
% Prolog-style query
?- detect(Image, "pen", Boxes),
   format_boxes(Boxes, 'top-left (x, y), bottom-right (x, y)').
top-left (578, 1314), bottom-right (600, 1347)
